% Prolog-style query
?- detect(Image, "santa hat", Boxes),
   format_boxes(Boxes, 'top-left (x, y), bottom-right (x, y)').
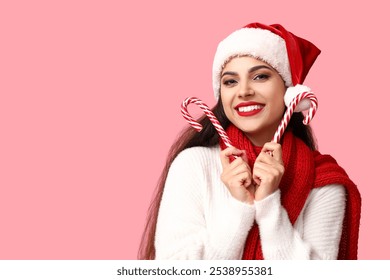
top-left (212, 23), bottom-right (321, 110)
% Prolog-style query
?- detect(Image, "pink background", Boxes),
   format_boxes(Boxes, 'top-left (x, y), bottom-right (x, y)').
top-left (0, 0), bottom-right (388, 259)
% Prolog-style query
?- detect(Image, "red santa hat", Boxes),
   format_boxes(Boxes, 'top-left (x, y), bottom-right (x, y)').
top-left (212, 23), bottom-right (321, 110)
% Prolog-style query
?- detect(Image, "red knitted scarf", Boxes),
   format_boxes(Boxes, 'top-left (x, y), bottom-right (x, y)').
top-left (219, 125), bottom-right (361, 259)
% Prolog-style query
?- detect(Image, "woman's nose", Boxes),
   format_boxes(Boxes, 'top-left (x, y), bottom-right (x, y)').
top-left (238, 82), bottom-right (255, 98)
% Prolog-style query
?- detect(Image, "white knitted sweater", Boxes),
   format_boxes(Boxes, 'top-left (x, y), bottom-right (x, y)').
top-left (155, 146), bottom-right (346, 260)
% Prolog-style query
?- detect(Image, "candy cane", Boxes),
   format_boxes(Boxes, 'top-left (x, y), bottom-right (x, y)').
top-left (181, 97), bottom-right (233, 147)
top-left (273, 91), bottom-right (318, 143)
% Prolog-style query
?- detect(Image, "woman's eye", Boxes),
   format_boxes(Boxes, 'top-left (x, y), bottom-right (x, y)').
top-left (254, 74), bottom-right (269, 80)
top-left (222, 79), bottom-right (237, 86)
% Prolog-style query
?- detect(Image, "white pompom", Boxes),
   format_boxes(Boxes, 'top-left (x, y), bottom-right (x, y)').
top-left (284, 84), bottom-right (312, 112)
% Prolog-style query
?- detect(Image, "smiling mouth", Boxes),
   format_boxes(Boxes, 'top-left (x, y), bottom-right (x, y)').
top-left (235, 103), bottom-right (264, 117)
top-left (237, 104), bottom-right (263, 112)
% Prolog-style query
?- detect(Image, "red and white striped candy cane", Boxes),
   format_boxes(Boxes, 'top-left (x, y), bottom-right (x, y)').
top-left (181, 97), bottom-right (233, 147)
top-left (273, 92), bottom-right (318, 143)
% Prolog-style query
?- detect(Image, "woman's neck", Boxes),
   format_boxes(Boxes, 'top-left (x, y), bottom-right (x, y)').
top-left (244, 130), bottom-right (274, 147)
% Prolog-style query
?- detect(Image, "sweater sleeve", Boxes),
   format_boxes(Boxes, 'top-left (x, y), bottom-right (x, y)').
top-left (155, 147), bottom-right (255, 260)
top-left (254, 184), bottom-right (346, 260)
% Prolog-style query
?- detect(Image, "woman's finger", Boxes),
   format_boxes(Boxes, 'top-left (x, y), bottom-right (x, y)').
top-left (220, 146), bottom-right (245, 168)
top-left (253, 162), bottom-right (284, 185)
top-left (229, 159), bottom-right (251, 176)
top-left (258, 142), bottom-right (283, 163)
top-left (236, 170), bottom-right (252, 188)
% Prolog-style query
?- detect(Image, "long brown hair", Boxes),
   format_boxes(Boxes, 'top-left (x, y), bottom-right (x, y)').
top-left (137, 98), bottom-right (317, 259)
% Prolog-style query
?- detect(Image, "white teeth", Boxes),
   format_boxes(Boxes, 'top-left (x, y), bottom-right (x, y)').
top-left (238, 105), bottom-right (262, 112)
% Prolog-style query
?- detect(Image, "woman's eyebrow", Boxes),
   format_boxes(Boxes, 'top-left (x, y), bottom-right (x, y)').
top-left (248, 65), bottom-right (273, 73)
top-left (221, 65), bottom-right (274, 78)
top-left (221, 71), bottom-right (237, 78)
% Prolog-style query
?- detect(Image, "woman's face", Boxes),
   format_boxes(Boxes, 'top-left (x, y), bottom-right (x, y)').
top-left (220, 56), bottom-right (286, 146)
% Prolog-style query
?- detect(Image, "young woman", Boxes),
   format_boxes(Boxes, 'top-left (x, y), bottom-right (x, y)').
top-left (138, 22), bottom-right (361, 260)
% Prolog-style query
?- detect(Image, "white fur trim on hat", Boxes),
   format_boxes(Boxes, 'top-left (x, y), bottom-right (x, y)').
top-left (284, 84), bottom-right (312, 111)
top-left (212, 27), bottom-right (292, 100)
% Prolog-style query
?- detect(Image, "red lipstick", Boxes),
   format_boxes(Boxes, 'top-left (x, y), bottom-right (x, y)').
top-left (235, 102), bottom-right (264, 117)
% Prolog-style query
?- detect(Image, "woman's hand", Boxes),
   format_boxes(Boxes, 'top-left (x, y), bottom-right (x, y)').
top-left (252, 142), bottom-right (285, 201)
top-left (220, 147), bottom-right (256, 204)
